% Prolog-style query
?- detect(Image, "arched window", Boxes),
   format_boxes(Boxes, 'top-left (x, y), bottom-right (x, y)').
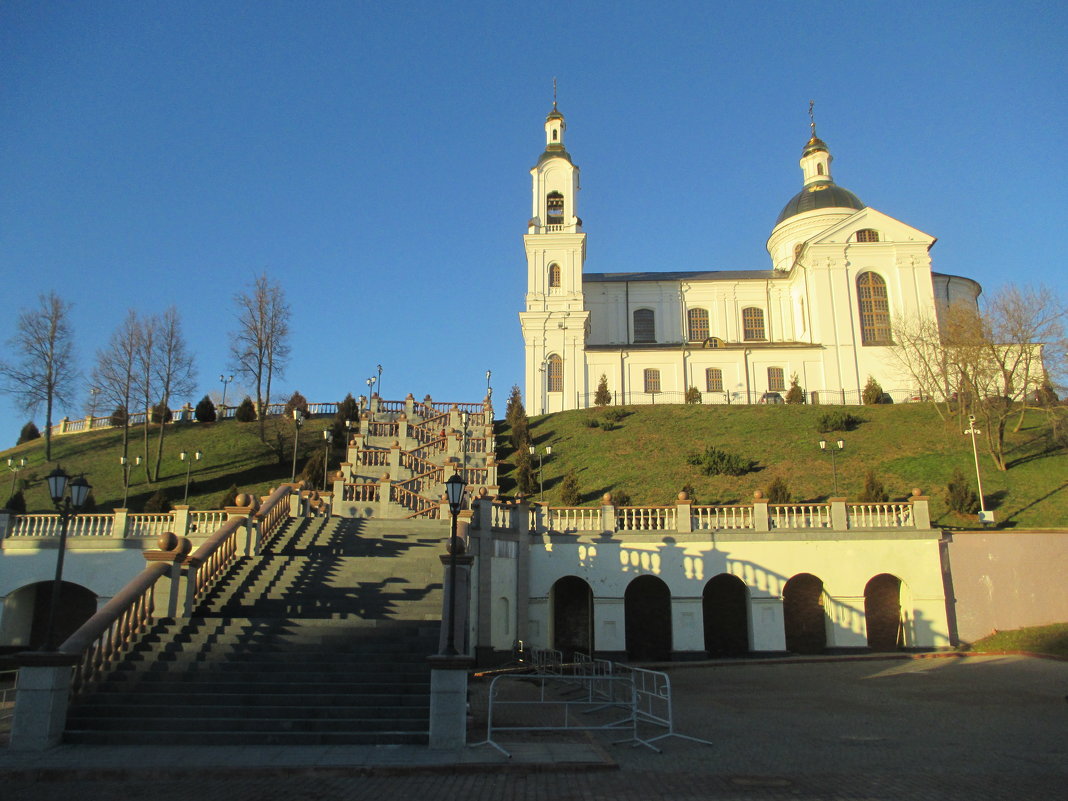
top-left (856, 229), bottom-right (880, 243)
top-left (546, 191), bottom-right (564, 225)
top-left (742, 307), bottom-right (766, 341)
top-left (767, 367), bottom-right (785, 392)
top-left (817, 163), bottom-right (825, 175)
top-left (546, 354), bottom-right (563, 392)
top-left (857, 272), bottom-right (891, 344)
top-left (633, 309), bottom-right (655, 343)
top-left (705, 368), bottom-right (723, 392)
top-left (548, 263), bottom-right (561, 287)
top-left (643, 368), bottom-right (660, 394)
top-left (686, 308), bottom-right (709, 341)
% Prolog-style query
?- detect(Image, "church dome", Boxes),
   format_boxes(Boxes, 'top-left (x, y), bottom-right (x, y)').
top-left (775, 180), bottom-right (864, 225)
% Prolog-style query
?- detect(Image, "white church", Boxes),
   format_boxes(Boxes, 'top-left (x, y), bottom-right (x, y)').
top-left (520, 105), bottom-right (982, 414)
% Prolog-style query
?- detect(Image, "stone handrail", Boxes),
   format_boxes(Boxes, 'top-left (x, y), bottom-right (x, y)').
top-left (343, 482), bottom-right (380, 502)
top-left (187, 517), bottom-right (248, 605)
top-left (769, 503), bottom-right (832, 529)
top-left (7, 513), bottom-right (114, 538)
top-left (1, 507), bottom-right (226, 541)
top-left (361, 448), bottom-right (390, 467)
top-left (189, 510), bottom-right (226, 532)
top-left (542, 506), bottom-right (602, 533)
top-left (692, 505), bottom-right (753, 530)
top-left (59, 562), bottom-right (169, 695)
top-left (848, 502), bottom-right (914, 528)
top-left (126, 513), bottom-right (174, 539)
top-left (254, 484), bottom-right (294, 548)
top-left (392, 485), bottom-right (439, 519)
top-left (617, 505), bottom-right (677, 531)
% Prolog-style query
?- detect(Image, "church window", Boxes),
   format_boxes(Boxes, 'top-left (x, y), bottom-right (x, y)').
top-left (633, 309), bottom-right (656, 343)
top-left (705, 368), bottom-right (723, 393)
top-left (856, 229), bottom-right (880, 243)
top-left (742, 307), bottom-right (766, 341)
top-left (548, 263), bottom-right (561, 287)
top-left (546, 192), bottom-right (564, 225)
top-left (546, 354), bottom-right (563, 392)
top-left (767, 367), bottom-right (785, 392)
top-left (857, 272), bottom-right (892, 345)
top-left (687, 308), bottom-right (709, 342)
top-left (817, 163), bottom-right (825, 175)
top-left (643, 368), bottom-right (661, 394)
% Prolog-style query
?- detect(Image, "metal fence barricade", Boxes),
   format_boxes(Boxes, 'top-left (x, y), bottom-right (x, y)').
top-left (615, 665), bottom-right (715, 752)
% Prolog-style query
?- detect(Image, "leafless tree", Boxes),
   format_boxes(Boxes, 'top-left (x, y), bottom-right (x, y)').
top-left (230, 274), bottom-right (291, 442)
top-left (150, 307), bottom-right (196, 481)
top-left (135, 313), bottom-right (159, 482)
top-left (0, 292), bottom-right (77, 461)
top-left (91, 310), bottom-right (141, 462)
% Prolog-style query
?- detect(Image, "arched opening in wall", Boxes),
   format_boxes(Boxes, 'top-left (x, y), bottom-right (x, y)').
top-left (864, 574), bottom-right (903, 651)
top-left (624, 575), bottom-right (672, 661)
top-left (546, 192), bottom-right (564, 225)
top-left (633, 308), bottom-right (655, 343)
top-left (546, 354), bottom-right (563, 392)
top-left (551, 576), bottom-right (593, 659)
top-left (702, 574), bottom-right (749, 657)
top-left (857, 271), bottom-right (891, 344)
top-left (782, 573), bottom-right (826, 654)
top-left (548, 263), bottom-right (561, 288)
top-left (26, 581), bottom-right (97, 651)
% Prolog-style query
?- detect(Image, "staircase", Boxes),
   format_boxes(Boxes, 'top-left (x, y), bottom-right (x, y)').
top-left (64, 516), bottom-right (449, 745)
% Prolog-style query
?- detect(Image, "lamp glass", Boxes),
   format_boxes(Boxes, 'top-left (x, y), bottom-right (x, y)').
top-left (195, 450), bottom-right (202, 460)
top-left (46, 466), bottom-right (69, 503)
top-left (818, 440), bottom-right (827, 450)
top-left (69, 475), bottom-right (91, 509)
top-left (445, 474), bottom-right (465, 512)
top-left (836, 440), bottom-right (844, 450)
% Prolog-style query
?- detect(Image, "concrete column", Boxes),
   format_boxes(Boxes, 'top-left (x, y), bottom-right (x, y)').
top-left (750, 596), bottom-right (787, 652)
top-left (111, 508), bottom-right (130, 540)
top-left (600, 494), bottom-right (616, 535)
top-left (0, 510), bottom-right (11, 539)
top-left (172, 505), bottom-right (191, 537)
top-left (676, 494), bottom-right (692, 533)
top-left (404, 393), bottom-right (415, 418)
top-left (752, 492), bottom-right (770, 532)
top-left (830, 498), bottom-right (848, 531)
top-left (9, 659), bottom-right (76, 751)
top-left (397, 415), bottom-right (409, 443)
top-left (426, 655), bottom-right (473, 749)
top-left (671, 597), bottom-right (704, 656)
top-left (910, 491), bottom-right (931, 529)
top-left (377, 475), bottom-right (392, 519)
top-left (593, 597), bottom-right (626, 660)
top-left (513, 501), bottom-right (530, 647)
top-left (389, 442), bottom-right (401, 473)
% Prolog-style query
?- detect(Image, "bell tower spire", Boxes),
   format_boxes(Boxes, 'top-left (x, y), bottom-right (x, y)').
top-left (800, 100), bottom-right (833, 186)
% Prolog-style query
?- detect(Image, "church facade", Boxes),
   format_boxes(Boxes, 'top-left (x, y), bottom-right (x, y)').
top-left (520, 106), bottom-right (982, 415)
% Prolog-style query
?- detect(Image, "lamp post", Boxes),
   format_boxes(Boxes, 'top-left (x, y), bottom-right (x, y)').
top-left (7, 457), bottom-right (27, 499)
top-left (366, 375), bottom-right (377, 399)
top-left (43, 466), bottom-right (92, 650)
top-left (120, 455), bottom-right (141, 508)
top-left (179, 450), bottom-right (202, 504)
top-left (219, 374), bottom-right (234, 416)
top-left (376, 364), bottom-right (383, 400)
top-left (965, 415), bottom-right (994, 524)
top-left (291, 409), bottom-right (304, 482)
top-left (322, 429), bottom-right (333, 491)
top-left (818, 439), bottom-right (845, 496)
top-left (444, 473), bottom-right (466, 655)
top-left (528, 444), bottom-right (552, 500)
top-left (486, 369), bottom-right (492, 398)
top-left (88, 386), bottom-right (101, 420)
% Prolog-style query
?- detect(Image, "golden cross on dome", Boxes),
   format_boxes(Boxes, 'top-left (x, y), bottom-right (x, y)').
top-left (809, 100), bottom-right (816, 137)
top-left (553, 77), bottom-right (558, 110)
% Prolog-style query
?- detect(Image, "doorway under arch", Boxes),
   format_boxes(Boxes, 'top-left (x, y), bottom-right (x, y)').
top-left (624, 575), bottom-right (672, 661)
top-left (783, 573), bottom-right (826, 654)
top-left (702, 574), bottom-right (749, 657)
top-left (551, 576), bottom-right (593, 659)
top-left (9, 581), bottom-right (98, 651)
top-left (864, 573), bottom-right (904, 651)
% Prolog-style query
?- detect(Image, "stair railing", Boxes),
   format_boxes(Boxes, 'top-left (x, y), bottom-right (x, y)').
top-left (253, 484), bottom-right (294, 548)
top-left (185, 517), bottom-right (248, 611)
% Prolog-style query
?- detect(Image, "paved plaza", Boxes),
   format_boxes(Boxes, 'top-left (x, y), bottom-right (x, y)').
top-left (2, 654), bottom-right (1066, 800)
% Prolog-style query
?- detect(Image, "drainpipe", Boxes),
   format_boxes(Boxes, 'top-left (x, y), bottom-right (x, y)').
top-left (743, 349), bottom-right (752, 404)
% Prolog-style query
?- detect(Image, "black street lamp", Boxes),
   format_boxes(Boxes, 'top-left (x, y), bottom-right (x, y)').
top-left (366, 375), bottom-right (377, 398)
top-left (444, 473), bottom-right (466, 655)
top-left (219, 374), bottom-right (234, 416)
top-left (179, 450), bottom-right (203, 503)
top-left (528, 444), bottom-right (552, 500)
top-left (120, 454), bottom-right (141, 508)
top-left (291, 409), bottom-right (304, 482)
top-left (322, 429), bottom-right (333, 491)
top-left (376, 364), bottom-right (383, 400)
top-left (43, 466), bottom-right (92, 650)
top-left (819, 439), bottom-right (845, 496)
top-left (7, 457), bottom-right (27, 499)
top-left (485, 369), bottom-right (492, 398)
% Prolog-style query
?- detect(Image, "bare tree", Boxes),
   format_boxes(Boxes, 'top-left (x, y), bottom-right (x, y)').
top-left (0, 292), bottom-right (77, 461)
top-left (135, 313), bottom-right (159, 482)
top-left (91, 310), bottom-right (141, 462)
top-left (150, 307), bottom-right (196, 481)
top-left (230, 274), bottom-right (291, 442)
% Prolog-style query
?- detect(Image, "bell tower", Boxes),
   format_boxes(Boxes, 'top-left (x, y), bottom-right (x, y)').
top-left (519, 95), bottom-right (590, 415)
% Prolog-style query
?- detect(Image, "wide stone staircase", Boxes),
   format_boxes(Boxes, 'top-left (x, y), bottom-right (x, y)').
top-left (64, 515), bottom-right (449, 745)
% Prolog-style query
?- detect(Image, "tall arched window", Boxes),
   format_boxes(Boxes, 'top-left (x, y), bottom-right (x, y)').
top-left (546, 354), bottom-right (563, 392)
top-left (633, 309), bottom-right (655, 343)
top-left (546, 192), bottom-right (564, 225)
top-left (548, 263), bottom-right (561, 287)
top-left (742, 307), bottom-right (766, 341)
top-left (856, 229), bottom-right (880, 242)
top-left (687, 308), bottom-right (709, 342)
top-left (643, 368), bottom-right (660, 394)
top-left (705, 368), bottom-right (723, 392)
top-left (857, 272), bottom-right (891, 344)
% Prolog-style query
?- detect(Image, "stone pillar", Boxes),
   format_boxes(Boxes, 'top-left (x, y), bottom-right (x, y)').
top-left (404, 393), bottom-right (415, 418)
top-left (370, 395), bottom-right (380, 414)
top-left (426, 655), bottom-right (473, 749)
top-left (910, 490), bottom-right (931, 529)
top-left (377, 474), bottom-right (392, 519)
top-left (600, 494), bottom-right (616, 535)
top-left (752, 491), bottom-right (769, 532)
top-left (9, 656), bottom-right (77, 751)
top-left (675, 492), bottom-right (692, 533)
top-left (172, 505), bottom-right (191, 538)
top-left (111, 508), bottom-right (130, 540)
top-left (593, 597), bottom-right (626, 661)
top-left (750, 596), bottom-right (787, 652)
top-left (389, 442), bottom-right (401, 474)
top-left (397, 415), bottom-right (409, 443)
top-left (829, 498), bottom-right (848, 531)
top-left (359, 412), bottom-right (370, 437)
top-left (0, 510), bottom-right (11, 539)
top-left (513, 501), bottom-right (530, 648)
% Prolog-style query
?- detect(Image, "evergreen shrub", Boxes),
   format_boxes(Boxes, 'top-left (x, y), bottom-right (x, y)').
top-left (235, 397), bottom-right (257, 422)
top-left (685, 386), bottom-right (702, 405)
top-left (766, 477), bottom-right (791, 503)
top-left (594, 374), bottom-right (612, 407)
top-left (17, 421), bottom-right (40, 444)
top-left (194, 395), bottom-right (217, 423)
top-left (817, 410), bottom-right (862, 433)
top-left (862, 376), bottom-right (884, 405)
top-left (946, 468), bottom-right (981, 514)
top-left (687, 446), bottom-right (755, 477)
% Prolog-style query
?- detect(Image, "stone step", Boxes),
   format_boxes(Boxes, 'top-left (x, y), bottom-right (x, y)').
top-left (63, 730), bottom-right (429, 746)
top-left (65, 715), bottom-right (430, 733)
top-left (79, 691), bottom-right (431, 706)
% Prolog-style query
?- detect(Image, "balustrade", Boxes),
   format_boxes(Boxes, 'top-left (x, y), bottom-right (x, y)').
top-left (343, 483), bottom-right (380, 502)
top-left (617, 506), bottom-right (677, 531)
top-left (691, 505), bottom-right (753, 530)
top-left (769, 504), bottom-right (831, 529)
top-left (544, 506), bottom-right (601, 533)
top-left (126, 513), bottom-right (175, 539)
top-left (848, 503), bottom-right (913, 528)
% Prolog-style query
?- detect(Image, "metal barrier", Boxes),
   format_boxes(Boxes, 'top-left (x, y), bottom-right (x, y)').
top-left (528, 647), bottom-right (563, 674)
top-left (617, 665), bottom-right (714, 751)
top-left (0, 668), bottom-right (16, 736)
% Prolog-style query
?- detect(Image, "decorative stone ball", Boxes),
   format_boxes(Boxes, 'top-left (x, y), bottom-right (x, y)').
top-left (602, 492), bottom-right (612, 504)
top-left (157, 531), bottom-right (178, 552)
top-left (392, 440), bottom-right (400, 448)
top-left (678, 491), bottom-right (689, 501)
top-left (175, 536), bottom-right (193, 557)
top-left (478, 487), bottom-right (488, 497)
top-left (912, 488), bottom-right (922, 497)
top-left (447, 536), bottom-right (466, 556)
top-left (235, 493), bottom-right (252, 508)
top-left (753, 490), bottom-right (764, 500)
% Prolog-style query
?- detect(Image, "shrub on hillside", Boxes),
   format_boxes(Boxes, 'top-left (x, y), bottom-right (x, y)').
top-left (583, 416), bottom-right (600, 429)
top-left (946, 468), bottom-right (980, 514)
top-left (505, 385), bottom-right (525, 428)
top-left (816, 410), bottom-right (862, 433)
top-left (862, 376), bottom-right (884, 405)
top-left (765, 477), bottom-right (791, 503)
top-left (218, 483), bottom-right (240, 508)
top-left (109, 407), bottom-right (129, 428)
top-left (4, 490), bottom-right (26, 514)
top-left (284, 391), bottom-right (309, 417)
top-left (143, 489), bottom-right (172, 513)
top-left (150, 402), bottom-right (173, 424)
top-left (785, 374), bottom-right (805, 405)
top-left (235, 396), bottom-right (257, 422)
top-left (194, 395), bottom-right (217, 423)
top-left (336, 392), bottom-right (359, 422)
top-left (603, 408), bottom-right (626, 423)
top-left (685, 386), bottom-right (702, 405)
top-left (611, 490), bottom-right (631, 507)
top-left (299, 445), bottom-right (328, 489)
top-left (594, 374), bottom-right (612, 407)
top-left (857, 470), bottom-right (889, 503)
top-left (17, 421), bottom-right (40, 445)
top-left (560, 470), bottom-right (581, 506)
top-left (514, 447), bottom-right (536, 496)
top-left (687, 446), bottom-right (755, 477)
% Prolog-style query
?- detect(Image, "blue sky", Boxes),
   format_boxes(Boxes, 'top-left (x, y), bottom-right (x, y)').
top-left (2, 1), bottom-right (1066, 449)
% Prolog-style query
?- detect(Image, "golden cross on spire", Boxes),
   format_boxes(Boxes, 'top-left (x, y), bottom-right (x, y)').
top-left (553, 77), bottom-right (558, 110)
top-left (808, 99), bottom-right (816, 136)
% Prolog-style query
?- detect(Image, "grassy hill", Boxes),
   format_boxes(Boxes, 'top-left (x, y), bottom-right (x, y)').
top-left (496, 403), bottom-right (1068, 530)
top-left (1, 417), bottom-right (335, 514)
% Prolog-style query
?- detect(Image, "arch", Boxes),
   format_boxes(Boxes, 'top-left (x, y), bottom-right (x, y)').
top-left (548, 263), bottom-right (561, 287)
top-left (864, 573), bottom-right (904, 651)
top-left (686, 308), bottom-right (709, 342)
top-left (624, 575), bottom-right (672, 661)
top-left (705, 367), bottom-right (723, 393)
top-left (702, 574), bottom-right (749, 657)
top-left (3, 581), bottom-right (98, 651)
top-left (551, 576), bottom-right (593, 659)
top-left (633, 308), bottom-right (655, 343)
top-left (816, 163), bottom-right (825, 175)
top-left (782, 573), bottom-right (826, 654)
top-left (546, 354), bottom-right (563, 392)
top-left (546, 191), bottom-right (564, 225)
top-left (742, 307), bottom-right (766, 341)
top-left (857, 271), bottom-right (891, 344)
top-left (856, 228), bottom-right (879, 242)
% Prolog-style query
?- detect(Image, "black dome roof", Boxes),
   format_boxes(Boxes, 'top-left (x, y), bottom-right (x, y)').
top-left (775, 180), bottom-right (864, 225)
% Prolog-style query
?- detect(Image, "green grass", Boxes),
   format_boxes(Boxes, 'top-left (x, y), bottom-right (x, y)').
top-left (966, 623), bottom-right (1068, 657)
top-left (1, 417), bottom-right (335, 513)
top-left (497, 403), bottom-right (1068, 529)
